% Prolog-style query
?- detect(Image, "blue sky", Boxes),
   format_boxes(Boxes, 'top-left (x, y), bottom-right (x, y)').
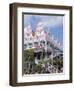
top-left (24, 15), bottom-right (63, 44)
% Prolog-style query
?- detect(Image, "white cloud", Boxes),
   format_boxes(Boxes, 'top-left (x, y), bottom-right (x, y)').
top-left (41, 16), bottom-right (63, 29)
top-left (24, 15), bottom-right (63, 29)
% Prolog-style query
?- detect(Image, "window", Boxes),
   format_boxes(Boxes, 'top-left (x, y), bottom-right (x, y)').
top-left (24, 44), bottom-right (27, 49)
top-left (28, 43), bottom-right (33, 48)
top-left (34, 42), bottom-right (38, 47)
top-left (40, 40), bottom-right (45, 46)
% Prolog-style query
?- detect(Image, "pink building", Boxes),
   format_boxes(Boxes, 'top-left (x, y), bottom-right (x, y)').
top-left (24, 22), bottom-right (63, 52)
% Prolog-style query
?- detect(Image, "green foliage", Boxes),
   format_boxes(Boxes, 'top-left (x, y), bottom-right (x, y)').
top-left (53, 58), bottom-right (63, 70)
top-left (24, 49), bottom-right (34, 62)
top-left (48, 59), bottom-right (52, 65)
top-left (35, 63), bottom-right (42, 73)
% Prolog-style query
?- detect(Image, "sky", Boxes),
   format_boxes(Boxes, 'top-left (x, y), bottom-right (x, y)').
top-left (23, 14), bottom-right (63, 44)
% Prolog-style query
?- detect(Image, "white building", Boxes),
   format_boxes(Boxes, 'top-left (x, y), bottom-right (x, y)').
top-left (23, 22), bottom-right (63, 74)
top-left (24, 22), bottom-right (63, 52)
top-left (24, 22), bottom-right (48, 50)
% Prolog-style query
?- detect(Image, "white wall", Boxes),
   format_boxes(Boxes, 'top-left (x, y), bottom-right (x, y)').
top-left (0, 0), bottom-right (74, 90)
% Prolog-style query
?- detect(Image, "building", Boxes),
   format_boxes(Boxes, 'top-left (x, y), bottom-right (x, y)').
top-left (23, 22), bottom-right (63, 74)
top-left (24, 22), bottom-right (63, 53)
